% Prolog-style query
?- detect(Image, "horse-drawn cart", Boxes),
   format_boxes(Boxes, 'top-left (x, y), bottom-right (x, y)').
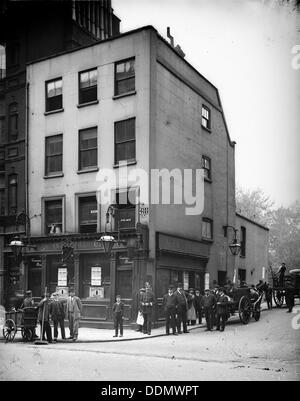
top-left (225, 286), bottom-right (263, 324)
top-left (270, 268), bottom-right (300, 307)
top-left (2, 307), bottom-right (38, 342)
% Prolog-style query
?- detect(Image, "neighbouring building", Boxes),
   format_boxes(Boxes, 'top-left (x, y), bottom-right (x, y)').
top-left (0, 0), bottom-right (120, 306)
top-left (23, 25), bottom-right (268, 328)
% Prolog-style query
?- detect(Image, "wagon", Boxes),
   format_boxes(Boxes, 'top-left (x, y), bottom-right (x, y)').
top-left (2, 307), bottom-right (38, 342)
top-left (270, 268), bottom-right (300, 307)
top-left (225, 286), bottom-right (263, 324)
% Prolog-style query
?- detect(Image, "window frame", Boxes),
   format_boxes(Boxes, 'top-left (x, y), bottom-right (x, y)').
top-left (42, 196), bottom-right (65, 235)
top-left (114, 187), bottom-right (138, 231)
top-left (78, 67), bottom-right (98, 105)
top-left (77, 193), bottom-right (99, 234)
top-left (201, 105), bottom-right (211, 131)
top-left (8, 174), bottom-right (17, 215)
top-left (45, 134), bottom-right (63, 177)
top-left (202, 217), bottom-right (213, 241)
top-left (8, 102), bottom-right (18, 141)
top-left (114, 117), bottom-right (136, 165)
top-left (45, 77), bottom-right (63, 112)
top-left (78, 127), bottom-right (98, 171)
top-left (202, 155), bottom-right (212, 181)
top-left (240, 226), bottom-right (246, 257)
top-left (114, 57), bottom-right (135, 96)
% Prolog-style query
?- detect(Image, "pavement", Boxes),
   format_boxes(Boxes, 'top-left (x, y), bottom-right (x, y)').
top-left (0, 301), bottom-right (270, 344)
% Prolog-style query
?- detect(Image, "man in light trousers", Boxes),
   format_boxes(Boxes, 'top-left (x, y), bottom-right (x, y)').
top-left (66, 291), bottom-right (82, 341)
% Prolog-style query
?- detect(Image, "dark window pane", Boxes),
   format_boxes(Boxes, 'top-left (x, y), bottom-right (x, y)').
top-left (45, 200), bottom-right (62, 234)
top-left (46, 79), bottom-right (62, 111)
top-left (45, 135), bottom-right (63, 175)
top-left (79, 128), bottom-right (97, 170)
top-left (79, 196), bottom-right (97, 233)
top-left (115, 58), bottom-right (135, 96)
top-left (114, 119), bottom-right (135, 164)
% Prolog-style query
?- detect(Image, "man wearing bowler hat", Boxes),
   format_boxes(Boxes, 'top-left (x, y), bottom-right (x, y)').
top-left (175, 283), bottom-right (190, 334)
top-left (203, 289), bottom-right (216, 331)
top-left (162, 286), bottom-right (178, 335)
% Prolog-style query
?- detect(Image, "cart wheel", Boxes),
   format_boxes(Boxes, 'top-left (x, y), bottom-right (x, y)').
top-left (273, 290), bottom-right (284, 307)
top-left (21, 328), bottom-right (34, 342)
top-left (253, 304), bottom-right (261, 321)
top-left (239, 296), bottom-right (252, 324)
top-left (3, 319), bottom-right (17, 342)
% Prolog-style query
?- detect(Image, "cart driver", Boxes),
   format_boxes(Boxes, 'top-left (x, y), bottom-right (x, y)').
top-left (21, 290), bottom-right (34, 308)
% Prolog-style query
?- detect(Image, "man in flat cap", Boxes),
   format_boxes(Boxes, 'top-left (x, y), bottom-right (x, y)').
top-left (162, 286), bottom-right (178, 335)
top-left (21, 290), bottom-right (34, 308)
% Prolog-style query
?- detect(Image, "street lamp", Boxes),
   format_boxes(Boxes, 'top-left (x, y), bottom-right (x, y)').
top-left (97, 205), bottom-right (125, 256)
top-left (223, 225), bottom-right (241, 256)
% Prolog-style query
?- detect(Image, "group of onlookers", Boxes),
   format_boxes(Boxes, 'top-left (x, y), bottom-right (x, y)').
top-left (21, 290), bottom-right (82, 343)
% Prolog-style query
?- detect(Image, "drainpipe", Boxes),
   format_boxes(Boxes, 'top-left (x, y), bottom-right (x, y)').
top-left (25, 82), bottom-right (29, 237)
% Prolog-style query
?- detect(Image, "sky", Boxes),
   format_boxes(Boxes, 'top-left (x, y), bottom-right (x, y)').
top-left (113, 0), bottom-right (300, 208)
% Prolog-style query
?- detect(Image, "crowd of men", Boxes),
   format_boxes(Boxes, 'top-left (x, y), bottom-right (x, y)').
top-left (21, 289), bottom-right (82, 343)
top-left (18, 262), bottom-right (296, 340)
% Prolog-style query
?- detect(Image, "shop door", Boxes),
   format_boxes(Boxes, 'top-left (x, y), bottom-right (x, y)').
top-left (116, 267), bottom-right (133, 322)
top-left (28, 268), bottom-right (42, 297)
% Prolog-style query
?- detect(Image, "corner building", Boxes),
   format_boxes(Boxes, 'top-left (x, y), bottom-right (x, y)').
top-left (26, 26), bottom-right (258, 328)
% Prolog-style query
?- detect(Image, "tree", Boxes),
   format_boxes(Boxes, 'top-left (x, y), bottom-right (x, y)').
top-left (236, 187), bottom-right (274, 226)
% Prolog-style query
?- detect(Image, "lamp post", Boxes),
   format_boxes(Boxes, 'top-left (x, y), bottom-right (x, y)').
top-left (97, 205), bottom-right (125, 256)
top-left (223, 225), bottom-right (241, 256)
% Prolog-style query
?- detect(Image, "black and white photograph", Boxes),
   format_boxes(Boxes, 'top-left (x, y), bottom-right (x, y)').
top-left (0, 0), bottom-right (299, 384)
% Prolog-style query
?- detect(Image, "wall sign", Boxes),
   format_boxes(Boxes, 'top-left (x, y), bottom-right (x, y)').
top-left (91, 266), bottom-right (102, 286)
top-left (58, 267), bottom-right (67, 287)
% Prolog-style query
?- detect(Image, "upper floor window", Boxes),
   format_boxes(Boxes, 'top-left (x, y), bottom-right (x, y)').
top-left (6, 42), bottom-right (20, 67)
top-left (115, 58), bottom-right (135, 96)
top-left (202, 218), bottom-right (213, 240)
top-left (114, 118), bottom-right (136, 165)
top-left (201, 105), bottom-right (211, 130)
top-left (115, 188), bottom-right (137, 230)
top-left (8, 103), bottom-right (18, 141)
top-left (8, 174), bottom-right (17, 215)
top-left (79, 195), bottom-right (98, 233)
top-left (79, 68), bottom-right (98, 104)
top-left (0, 116), bottom-right (5, 143)
top-left (240, 226), bottom-right (246, 257)
top-left (44, 198), bottom-right (63, 235)
top-left (0, 188), bottom-right (5, 215)
top-left (79, 127), bottom-right (97, 171)
top-left (202, 156), bottom-right (212, 181)
top-left (0, 150), bottom-right (4, 172)
top-left (46, 78), bottom-right (62, 112)
top-left (45, 134), bottom-right (63, 176)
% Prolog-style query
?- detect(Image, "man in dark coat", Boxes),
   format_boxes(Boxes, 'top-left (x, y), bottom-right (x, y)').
top-left (285, 280), bottom-right (295, 313)
top-left (265, 282), bottom-right (273, 310)
top-left (38, 293), bottom-right (52, 343)
top-left (174, 283), bottom-right (190, 334)
top-left (216, 288), bottom-right (228, 331)
top-left (140, 285), bottom-right (155, 335)
top-left (278, 263), bottom-right (286, 287)
top-left (194, 289), bottom-right (204, 324)
top-left (162, 286), bottom-right (178, 335)
top-left (21, 290), bottom-right (34, 308)
top-left (203, 289), bottom-right (216, 331)
top-left (49, 293), bottom-right (66, 341)
top-left (112, 295), bottom-right (125, 337)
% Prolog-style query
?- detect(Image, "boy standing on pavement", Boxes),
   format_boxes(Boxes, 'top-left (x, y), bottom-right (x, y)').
top-left (112, 295), bottom-right (124, 337)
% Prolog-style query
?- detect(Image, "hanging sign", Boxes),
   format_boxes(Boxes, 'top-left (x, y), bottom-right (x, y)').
top-left (58, 267), bottom-right (67, 287)
top-left (91, 266), bottom-right (102, 286)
